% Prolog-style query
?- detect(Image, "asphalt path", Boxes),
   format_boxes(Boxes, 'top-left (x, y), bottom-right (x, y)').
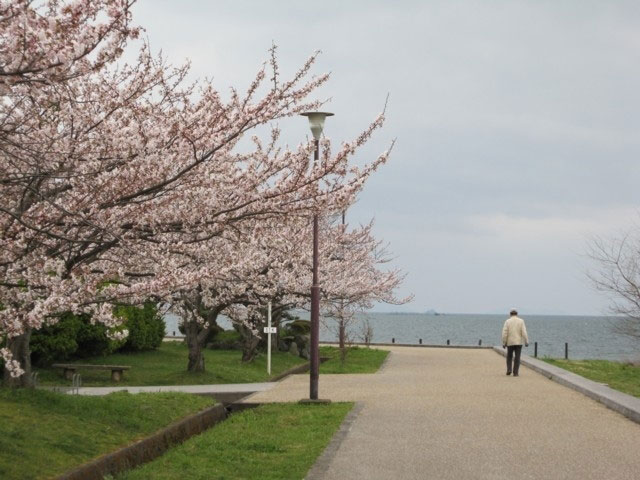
top-left (244, 346), bottom-right (640, 480)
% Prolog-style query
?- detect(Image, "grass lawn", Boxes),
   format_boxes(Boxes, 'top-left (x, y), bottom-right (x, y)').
top-left (35, 342), bottom-right (307, 387)
top-left (118, 403), bottom-right (353, 480)
top-left (543, 358), bottom-right (640, 398)
top-left (0, 389), bottom-right (213, 480)
top-left (320, 345), bottom-right (388, 374)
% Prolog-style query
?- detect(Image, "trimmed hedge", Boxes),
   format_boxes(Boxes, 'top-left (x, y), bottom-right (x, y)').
top-left (30, 303), bottom-right (165, 366)
top-left (31, 313), bottom-right (122, 366)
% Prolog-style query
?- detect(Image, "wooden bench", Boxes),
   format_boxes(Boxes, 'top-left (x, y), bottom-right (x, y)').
top-left (52, 364), bottom-right (131, 382)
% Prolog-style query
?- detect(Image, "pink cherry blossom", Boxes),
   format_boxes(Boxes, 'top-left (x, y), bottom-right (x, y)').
top-left (1, 0), bottom-right (402, 384)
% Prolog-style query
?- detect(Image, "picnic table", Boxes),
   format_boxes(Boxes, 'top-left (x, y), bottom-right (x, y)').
top-left (52, 363), bottom-right (131, 382)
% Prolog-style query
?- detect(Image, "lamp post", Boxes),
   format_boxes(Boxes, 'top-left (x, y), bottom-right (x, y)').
top-left (301, 111), bottom-right (333, 401)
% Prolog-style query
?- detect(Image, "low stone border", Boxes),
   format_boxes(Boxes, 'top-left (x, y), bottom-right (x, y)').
top-left (57, 403), bottom-right (227, 480)
top-left (269, 356), bottom-right (331, 382)
top-left (322, 341), bottom-right (493, 349)
top-left (492, 346), bottom-right (640, 425)
top-left (270, 362), bottom-right (311, 382)
top-left (305, 402), bottom-right (365, 480)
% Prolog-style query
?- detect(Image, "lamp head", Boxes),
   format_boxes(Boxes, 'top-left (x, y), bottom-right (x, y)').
top-left (301, 111), bottom-right (334, 140)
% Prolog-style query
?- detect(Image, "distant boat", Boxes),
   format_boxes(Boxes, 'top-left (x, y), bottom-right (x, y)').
top-left (425, 309), bottom-right (440, 316)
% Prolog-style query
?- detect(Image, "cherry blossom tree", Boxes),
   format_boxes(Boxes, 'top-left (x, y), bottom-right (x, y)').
top-left (168, 213), bottom-right (410, 371)
top-left (1, 0), bottom-right (392, 385)
top-left (163, 208), bottom-right (411, 371)
top-left (1, 0), bottom-right (145, 385)
top-left (164, 226), bottom-right (286, 371)
top-left (320, 215), bottom-right (412, 362)
top-left (1, 0), bottom-right (140, 88)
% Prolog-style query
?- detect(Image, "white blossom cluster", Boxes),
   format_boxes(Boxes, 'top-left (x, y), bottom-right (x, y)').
top-left (0, 0), bottom-right (407, 380)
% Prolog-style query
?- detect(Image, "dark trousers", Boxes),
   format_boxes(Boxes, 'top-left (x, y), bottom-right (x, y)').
top-left (506, 345), bottom-right (523, 375)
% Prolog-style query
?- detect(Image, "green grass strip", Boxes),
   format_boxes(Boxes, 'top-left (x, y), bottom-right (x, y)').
top-left (320, 346), bottom-right (389, 374)
top-left (35, 342), bottom-right (307, 387)
top-left (119, 403), bottom-right (353, 480)
top-left (543, 358), bottom-right (640, 398)
top-left (0, 389), bottom-right (213, 479)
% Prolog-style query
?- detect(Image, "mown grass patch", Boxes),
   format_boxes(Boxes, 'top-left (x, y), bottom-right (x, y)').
top-left (543, 358), bottom-right (640, 398)
top-left (319, 346), bottom-right (388, 374)
top-left (36, 342), bottom-right (307, 387)
top-left (118, 403), bottom-right (353, 480)
top-left (0, 389), bottom-right (213, 480)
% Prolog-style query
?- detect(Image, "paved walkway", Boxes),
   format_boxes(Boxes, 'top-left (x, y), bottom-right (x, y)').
top-left (50, 382), bottom-right (275, 396)
top-left (244, 347), bottom-right (640, 480)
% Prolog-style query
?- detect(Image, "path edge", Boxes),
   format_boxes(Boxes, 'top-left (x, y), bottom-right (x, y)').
top-left (269, 356), bottom-right (330, 383)
top-left (492, 346), bottom-right (640, 425)
top-left (304, 401), bottom-right (365, 480)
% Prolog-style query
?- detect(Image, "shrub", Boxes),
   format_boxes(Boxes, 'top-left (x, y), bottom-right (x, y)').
top-left (281, 319), bottom-right (310, 337)
top-left (208, 329), bottom-right (242, 350)
top-left (115, 303), bottom-right (165, 352)
top-left (31, 312), bottom-right (123, 364)
top-left (30, 313), bottom-right (83, 366)
top-left (278, 319), bottom-right (311, 358)
top-left (75, 317), bottom-right (122, 358)
top-left (29, 303), bottom-right (164, 365)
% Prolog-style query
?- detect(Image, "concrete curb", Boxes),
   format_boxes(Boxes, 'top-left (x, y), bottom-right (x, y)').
top-left (268, 356), bottom-right (328, 382)
top-left (240, 357), bottom-right (331, 403)
top-left (322, 341), bottom-right (493, 349)
top-left (492, 346), bottom-right (640, 425)
top-left (269, 362), bottom-right (310, 382)
top-left (56, 403), bottom-right (227, 480)
top-left (269, 356), bottom-right (331, 382)
top-left (305, 402), bottom-right (365, 480)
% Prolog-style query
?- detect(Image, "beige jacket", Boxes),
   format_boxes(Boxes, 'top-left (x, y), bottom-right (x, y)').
top-left (502, 316), bottom-right (529, 346)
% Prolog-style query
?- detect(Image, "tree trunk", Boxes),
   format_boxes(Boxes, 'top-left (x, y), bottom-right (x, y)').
top-left (235, 322), bottom-right (261, 363)
top-left (3, 328), bottom-right (33, 388)
top-left (241, 335), bottom-right (260, 363)
top-left (185, 320), bottom-right (206, 372)
top-left (233, 323), bottom-right (261, 363)
top-left (339, 319), bottom-right (347, 366)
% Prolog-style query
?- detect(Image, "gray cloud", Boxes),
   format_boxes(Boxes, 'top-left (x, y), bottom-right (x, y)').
top-left (132, 0), bottom-right (640, 314)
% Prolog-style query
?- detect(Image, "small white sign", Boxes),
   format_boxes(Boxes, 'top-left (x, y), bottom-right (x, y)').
top-left (263, 327), bottom-right (277, 334)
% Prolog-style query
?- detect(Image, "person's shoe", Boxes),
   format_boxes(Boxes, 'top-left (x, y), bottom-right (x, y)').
top-left (514, 373), bottom-right (519, 377)
top-left (506, 371), bottom-right (511, 375)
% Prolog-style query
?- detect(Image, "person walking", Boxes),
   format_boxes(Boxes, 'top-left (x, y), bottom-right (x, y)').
top-left (502, 309), bottom-right (529, 376)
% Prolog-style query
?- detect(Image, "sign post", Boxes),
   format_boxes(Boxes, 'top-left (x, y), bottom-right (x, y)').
top-left (263, 302), bottom-right (277, 375)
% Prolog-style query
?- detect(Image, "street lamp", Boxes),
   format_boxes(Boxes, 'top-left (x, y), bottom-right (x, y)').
top-left (301, 111), bottom-right (333, 402)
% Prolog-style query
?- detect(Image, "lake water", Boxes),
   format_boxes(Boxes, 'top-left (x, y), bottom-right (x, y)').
top-left (164, 312), bottom-right (640, 361)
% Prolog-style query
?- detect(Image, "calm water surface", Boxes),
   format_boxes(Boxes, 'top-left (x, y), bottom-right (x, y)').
top-left (165, 312), bottom-right (639, 361)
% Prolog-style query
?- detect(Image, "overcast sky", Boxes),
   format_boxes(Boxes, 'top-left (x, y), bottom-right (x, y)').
top-left (132, 1), bottom-right (640, 315)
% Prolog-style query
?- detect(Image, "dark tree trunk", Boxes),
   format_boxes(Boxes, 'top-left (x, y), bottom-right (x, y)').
top-left (339, 320), bottom-right (346, 350)
top-left (3, 328), bottom-right (33, 388)
top-left (183, 302), bottom-right (222, 373)
top-left (185, 320), bottom-right (207, 372)
top-left (339, 319), bottom-right (347, 366)
top-left (241, 335), bottom-right (260, 363)
top-left (235, 322), bottom-right (261, 363)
